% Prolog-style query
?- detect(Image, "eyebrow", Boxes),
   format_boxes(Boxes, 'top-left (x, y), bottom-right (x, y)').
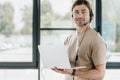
top-left (81, 9), bottom-right (87, 11)
top-left (74, 9), bottom-right (88, 12)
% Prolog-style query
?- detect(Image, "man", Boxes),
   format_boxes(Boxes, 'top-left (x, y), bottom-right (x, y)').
top-left (52, 0), bottom-right (106, 80)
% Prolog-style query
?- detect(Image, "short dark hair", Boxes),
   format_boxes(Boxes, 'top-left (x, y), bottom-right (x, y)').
top-left (72, 0), bottom-right (94, 22)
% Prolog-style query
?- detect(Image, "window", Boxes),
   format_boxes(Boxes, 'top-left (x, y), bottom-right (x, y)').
top-left (102, 0), bottom-right (120, 68)
top-left (0, 0), bottom-right (37, 68)
top-left (40, 0), bottom-right (95, 45)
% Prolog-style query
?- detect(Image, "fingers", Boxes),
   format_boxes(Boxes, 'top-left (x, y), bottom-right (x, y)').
top-left (51, 67), bottom-right (73, 75)
top-left (51, 67), bottom-right (66, 74)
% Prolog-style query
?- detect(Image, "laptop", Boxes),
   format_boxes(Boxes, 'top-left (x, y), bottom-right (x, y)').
top-left (38, 44), bottom-right (86, 69)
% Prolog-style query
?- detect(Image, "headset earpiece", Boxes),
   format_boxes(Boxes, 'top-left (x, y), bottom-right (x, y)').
top-left (90, 9), bottom-right (94, 22)
top-left (90, 10), bottom-right (94, 17)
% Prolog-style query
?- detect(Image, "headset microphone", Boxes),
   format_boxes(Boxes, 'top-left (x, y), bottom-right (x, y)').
top-left (83, 21), bottom-right (89, 26)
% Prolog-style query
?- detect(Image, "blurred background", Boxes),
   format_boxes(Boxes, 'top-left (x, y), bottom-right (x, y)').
top-left (0, 0), bottom-right (120, 80)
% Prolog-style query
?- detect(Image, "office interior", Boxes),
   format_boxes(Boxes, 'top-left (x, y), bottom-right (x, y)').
top-left (0, 0), bottom-right (120, 80)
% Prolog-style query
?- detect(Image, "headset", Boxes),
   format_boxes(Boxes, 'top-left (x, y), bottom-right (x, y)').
top-left (89, 9), bottom-right (94, 22)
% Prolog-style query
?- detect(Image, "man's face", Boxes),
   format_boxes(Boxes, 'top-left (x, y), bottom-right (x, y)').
top-left (72, 4), bottom-right (90, 27)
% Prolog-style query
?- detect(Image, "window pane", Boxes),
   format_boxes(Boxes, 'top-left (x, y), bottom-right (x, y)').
top-left (0, 0), bottom-right (33, 62)
top-left (102, 0), bottom-right (120, 62)
top-left (40, 30), bottom-right (74, 45)
top-left (40, 0), bottom-right (95, 28)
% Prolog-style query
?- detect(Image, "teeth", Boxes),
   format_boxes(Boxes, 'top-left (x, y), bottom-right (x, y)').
top-left (78, 20), bottom-right (83, 23)
top-left (77, 19), bottom-right (83, 22)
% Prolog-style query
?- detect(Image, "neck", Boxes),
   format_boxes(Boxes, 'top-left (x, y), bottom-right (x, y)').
top-left (77, 25), bottom-right (90, 33)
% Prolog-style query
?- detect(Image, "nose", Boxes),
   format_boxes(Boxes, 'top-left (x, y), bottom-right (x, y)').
top-left (77, 12), bottom-right (83, 18)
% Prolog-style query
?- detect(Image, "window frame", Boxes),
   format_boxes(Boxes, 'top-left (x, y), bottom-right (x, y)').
top-left (1, 0), bottom-right (118, 69)
top-left (40, 0), bottom-right (120, 69)
top-left (96, 0), bottom-right (120, 69)
top-left (0, 0), bottom-right (40, 69)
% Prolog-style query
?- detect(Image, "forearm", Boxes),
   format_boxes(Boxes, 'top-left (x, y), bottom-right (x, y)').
top-left (52, 64), bottom-right (105, 80)
top-left (75, 68), bottom-right (105, 80)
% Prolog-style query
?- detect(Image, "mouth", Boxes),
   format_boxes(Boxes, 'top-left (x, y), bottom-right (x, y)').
top-left (77, 19), bottom-right (84, 24)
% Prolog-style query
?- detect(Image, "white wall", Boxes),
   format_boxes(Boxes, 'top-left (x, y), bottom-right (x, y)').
top-left (0, 69), bottom-right (120, 80)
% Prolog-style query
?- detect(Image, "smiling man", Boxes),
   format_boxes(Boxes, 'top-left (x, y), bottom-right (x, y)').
top-left (52, 0), bottom-right (107, 80)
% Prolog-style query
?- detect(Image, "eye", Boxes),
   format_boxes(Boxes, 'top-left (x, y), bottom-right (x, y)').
top-left (73, 11), bottom-right (79, 14)
top-left (81, 11), bottom-right (87, 14)
top-left (75, 11), bottom-right (79, 14)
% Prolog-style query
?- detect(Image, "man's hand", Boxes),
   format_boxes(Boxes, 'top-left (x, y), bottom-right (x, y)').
top-left (52, 67), bottom-right (73, 75)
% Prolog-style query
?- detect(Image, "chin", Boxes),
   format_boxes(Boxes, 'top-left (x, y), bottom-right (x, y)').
top-left (77, 24), bottom-right (85, 27)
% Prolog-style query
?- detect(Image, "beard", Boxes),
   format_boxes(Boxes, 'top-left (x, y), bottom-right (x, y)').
top-left (74, 17), bottom-right (90, 27)
top-left (76, 21), bottom-right (89, 27)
